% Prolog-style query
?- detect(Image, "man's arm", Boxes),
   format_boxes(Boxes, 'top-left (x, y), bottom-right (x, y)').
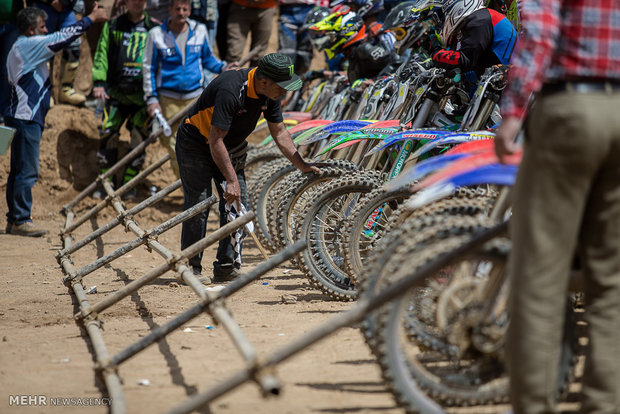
top-left (267, 121), bottom-right (321, 174)
top-left (92, 20), bottom-right (110, 100)
top-left (142, 28), bottom-right (161, 116)
top-left (208, 125), bottom-right (243, 206)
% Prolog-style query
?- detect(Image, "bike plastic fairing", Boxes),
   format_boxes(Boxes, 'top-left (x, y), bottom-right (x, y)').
top-left (444, 138), bottom-right (495, 154)
top-left (296, 119), bottom-right (375, 146)
top-left (410, 130), bottom-right (496, 158)
top-left (405, 163), bottom-right (519, 210)
top-left (318, 130), bottom-right (399, 155)
top-left (413, 149), bottom-right (521, 190)
top-left (383, 152), bottom-right (469, 191)
top-left (364, 128), bottom-right (453, 156)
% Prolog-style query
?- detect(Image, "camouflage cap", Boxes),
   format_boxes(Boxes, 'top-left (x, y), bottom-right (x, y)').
top-left (257, 53), bottom-right (303, 91)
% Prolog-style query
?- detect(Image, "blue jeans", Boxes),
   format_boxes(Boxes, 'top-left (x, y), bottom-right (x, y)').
top-left (0, 23), bottom-right (18, 118)
top-left (175, 131), bottom-right (248, 273)
top-left (5, 118), bottom-right (43, 225)
top-left (278, 4), bottom-right (313, 75)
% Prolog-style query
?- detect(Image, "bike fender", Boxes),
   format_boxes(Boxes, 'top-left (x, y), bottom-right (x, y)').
top-left (411, 131), bottom-right (496, 158)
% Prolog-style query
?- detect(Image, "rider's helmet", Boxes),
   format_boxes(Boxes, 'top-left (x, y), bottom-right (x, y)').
top-left (303, 6), bottom-right (331, 30)
top-left (381, 0), bottom-right (446, 52)
top-left (309, 10), bottom-right (364, 58)
top-left (440, 0), bottom-right (485, 45)
top-left (345, 0), bottom-right (384, 19)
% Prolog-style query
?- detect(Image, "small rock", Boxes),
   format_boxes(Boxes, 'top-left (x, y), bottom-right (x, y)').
top-left (2, 336), bottom-right (7, 342)
top-left (168, 282), bottom-right (180, 288)
top-left (137, 379), bottom-right (150, 386)
top-left (281, 294), bottom-right (297, 304)
top-left (181, 345), bottom-right (192, 350)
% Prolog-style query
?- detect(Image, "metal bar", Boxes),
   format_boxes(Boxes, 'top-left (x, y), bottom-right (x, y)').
top-left (166, 224), bottom-right (507, 414)
top-left (62, 154), bottom-right (170, 235)
top-left (76, 212), bottom-right (256, 320)
top-left (68, 196), bottom-right (218, 283)
top-left (58, 212), bottom-right (126, 414)
top-left (56, 180), bottom-right (182, 258)
top-left (108, 240), bottom-right (304, 368)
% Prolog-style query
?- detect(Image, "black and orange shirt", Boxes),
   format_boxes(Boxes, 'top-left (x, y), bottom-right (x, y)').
top-left (180, 67), bottom-right (283, 149)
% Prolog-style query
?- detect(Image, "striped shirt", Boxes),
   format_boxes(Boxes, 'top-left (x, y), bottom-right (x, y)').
top-left (501, 0), bottom-right (620, 119)
top-left (7, 17), bottom-right (93, 126)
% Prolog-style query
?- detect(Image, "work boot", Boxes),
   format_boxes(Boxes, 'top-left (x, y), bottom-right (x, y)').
top-left (212, 262), bottom-right (242, 283)
top-left (8, 221), bottom-right (48, 237)
top-left (59, 60), bottom-right (86, 106)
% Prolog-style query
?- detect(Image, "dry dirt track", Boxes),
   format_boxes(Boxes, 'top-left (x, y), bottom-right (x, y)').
top-left (0, 104), bottom-right (408, 414)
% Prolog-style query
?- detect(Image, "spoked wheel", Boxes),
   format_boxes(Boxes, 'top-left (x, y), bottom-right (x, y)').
top-left (299, 173), bottom-right (383, 301)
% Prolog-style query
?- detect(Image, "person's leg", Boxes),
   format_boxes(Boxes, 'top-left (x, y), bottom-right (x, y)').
top-left (294, 5), bottom-right (313, 75)
top-left (578, 92), bottom-right (620, 414)
top-left (57, 7), bottom-right (85, 105)
top-left (177, 130), bottom-right (216, 274)
top-left (121, 101), bottom-right (150, 197)
top-left (0, 24), bottom-right (18, 120)
top-left (159, 95), bottom-right (194, 178)
top-left (94, 97), bottom-right (128, 198)
top-left (249, 6), bottom-right (275, 67)
top-left (507, 91), bottom-right (600, 413)
top-left (225, 2), bottom-right (251, 63)
top-left (4, 118), bottom-right (44, 229)
top-left (216, 0), bottom-right (230, 60)
top-left (278, 6), bottom-right (298, 63)
top-left (213, 169), bottom-right (247, 273)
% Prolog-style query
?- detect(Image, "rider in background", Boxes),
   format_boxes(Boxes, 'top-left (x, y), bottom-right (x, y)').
top-left (431, 0), bottom-right (517, 78)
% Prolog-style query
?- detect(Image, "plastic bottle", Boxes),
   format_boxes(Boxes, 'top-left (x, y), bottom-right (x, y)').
top-left (153, 108), bottom-right (172, 136)
top-left (94, 98), bottom-right (104, 118)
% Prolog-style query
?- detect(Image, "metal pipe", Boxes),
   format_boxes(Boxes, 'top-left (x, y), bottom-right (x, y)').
top-left (68, 196), bottom-right (218, 282)
top-left (56, 181), bottom-right (182, 258)
top-left (62, 154), bottom-right (171, 235)
top-left (108, 240), bottom-right (304, 377)
top-left (59, 213), bottom-right (126, 414)
top-left (166, 225), bottom-right (506, 414)
top-left (76, 212), bottom-right (256, 320)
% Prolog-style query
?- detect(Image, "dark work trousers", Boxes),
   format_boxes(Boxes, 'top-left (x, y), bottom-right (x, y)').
top-left (175, 129), bottom-right (248, 274)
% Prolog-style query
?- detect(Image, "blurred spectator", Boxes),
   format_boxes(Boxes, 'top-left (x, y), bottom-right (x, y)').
top-left (225, 0), bottom-right (276, 67)
top-left (215, 0), bottom-right (229, 58)
top-left (278, 0), bottom-right (327, 76)
top-left (0, 0), bottom-right (23, 124)
top-left (5, 5), bottom-right (107, 237)
top-left (31, 0), bottom-right (88, 105)
top-left (143, 0), bottom-right (236, 177)
top-left (91, 0), bottom-right (157, 200)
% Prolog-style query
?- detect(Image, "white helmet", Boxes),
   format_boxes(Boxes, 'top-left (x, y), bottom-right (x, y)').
top-left (440, 0), bottom-right (485, 45)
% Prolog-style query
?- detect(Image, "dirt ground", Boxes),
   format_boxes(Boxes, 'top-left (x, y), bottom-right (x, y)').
top-left (0, 15), bottom-right (518, 413)
top-left (0, 99), bottom-right (415, 414)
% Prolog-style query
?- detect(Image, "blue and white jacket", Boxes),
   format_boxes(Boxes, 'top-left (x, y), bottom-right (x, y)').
top-left (7, 17), bottom-right (93, 126)
top-left (142, 18), bottom-right (224, 104)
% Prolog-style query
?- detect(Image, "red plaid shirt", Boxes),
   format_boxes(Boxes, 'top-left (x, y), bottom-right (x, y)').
top-left (501, 0), bottom-right (620, 119)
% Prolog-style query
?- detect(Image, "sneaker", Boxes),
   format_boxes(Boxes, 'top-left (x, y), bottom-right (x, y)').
top-left (92, 188), bottom-right (105, 200)
top-left (59, 85), bottom-right (86, 106)
top-left (8, 221), bottom-right (48, 237)
top-left (212, 263), bottom-right (242, 283)
top-left (122, 187), bottom-right (138, 201)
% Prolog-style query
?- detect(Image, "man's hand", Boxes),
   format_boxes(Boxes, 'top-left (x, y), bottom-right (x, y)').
top-left (224, 61), bottom-right (239, 71)
top-left (88, 2), bottom-right (109, 23)
top-left (495, 116), bottom-right (522, 164)
top-left (147, 102), bottom-right (162, 118)
top-left (92, 86), bottom-right (108, 100)
top-left (299, 162), bottom-right (324, 174)
top-left (51, 0), bottom-right (63, 12)
top-left (223, 179), bottom-right (241, 208)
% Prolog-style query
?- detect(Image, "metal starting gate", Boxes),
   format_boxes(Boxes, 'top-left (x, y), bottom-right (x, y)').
top-left (55, 104), bottom-right (506, 414)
